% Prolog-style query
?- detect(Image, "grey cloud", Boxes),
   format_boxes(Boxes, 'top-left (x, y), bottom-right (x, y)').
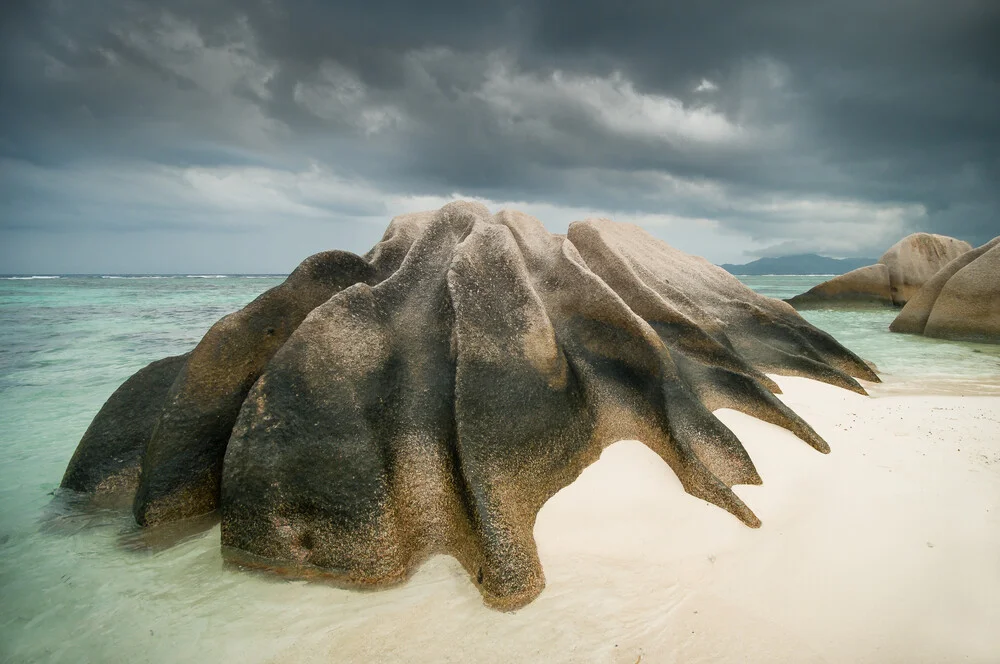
top-left (1, 0), bottom-right (998, 273)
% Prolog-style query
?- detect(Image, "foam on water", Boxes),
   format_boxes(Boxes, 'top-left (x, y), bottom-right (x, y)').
top-left (0, 274), bottom-right (997, 662)
top-left (2, 276), bottom-right (61, 280)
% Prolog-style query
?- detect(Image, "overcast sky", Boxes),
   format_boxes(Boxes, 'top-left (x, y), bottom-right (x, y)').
top-left (2, 0), bottom-right (998, 273)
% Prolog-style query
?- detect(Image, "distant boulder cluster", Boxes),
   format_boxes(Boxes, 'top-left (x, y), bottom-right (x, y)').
top-left (888, 237), bottom-right (1000, 341)
top-left (786, 233), bottom-right (1000, 344)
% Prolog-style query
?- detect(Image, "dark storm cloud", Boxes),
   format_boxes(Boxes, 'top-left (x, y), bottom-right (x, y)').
top-left (1, 0), bottom-right (998, 272)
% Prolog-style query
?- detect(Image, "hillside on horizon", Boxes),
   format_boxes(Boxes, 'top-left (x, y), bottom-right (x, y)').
top-left (719, 254), bottom-right (877, 275)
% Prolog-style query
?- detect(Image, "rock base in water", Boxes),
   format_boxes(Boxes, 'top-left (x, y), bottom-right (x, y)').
top-left (890, 236), bottom-right (1000, 343)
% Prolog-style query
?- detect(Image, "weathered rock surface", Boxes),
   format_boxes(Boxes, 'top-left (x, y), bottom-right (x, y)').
top-left (786, 233), bottom-right (972, 308)
top-left (786, 264), bottom-right (893, 307)
top-left (879, 233), bottom-right (973, 305)
top-left (62, 202), bottom-right (879, 609)
top-left (132, 251), bottom-right (375, 526)
top-left (61, 354), bottom-right (189, 502)
top-left (891, 237), bottom-right (1000, 343)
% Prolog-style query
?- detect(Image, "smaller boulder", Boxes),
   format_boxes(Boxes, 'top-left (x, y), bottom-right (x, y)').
top-left (878, 233), bottom-right (973, 305)
top-left (60, 354), bottom-right (189, 502)
top-left (785, 264), bottom-right (892, 308)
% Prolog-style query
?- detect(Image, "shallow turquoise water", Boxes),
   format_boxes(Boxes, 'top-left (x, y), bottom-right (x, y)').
top-left (740, 275), bottom-right (1000, 392)
top-left (0, 274), bottom-right (997, 662)
top-left (0, 276), bottom-right (286, 663)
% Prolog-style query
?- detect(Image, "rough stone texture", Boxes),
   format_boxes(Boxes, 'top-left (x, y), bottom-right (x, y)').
top-left (786, 264), bottom-right (892, 308)
top-left (890, 237), bottom-right (1000, 336)
top-left (900, 239), bottom-right (1000, 343)
top-left (63, 202), bottom-right (880, 609)
top-left (786, 233), bottom-right (972, 309)
top-left (60, 354), bottom-right (189, 502)
top-left (877, 233), bottom-right (973, 305)
top-left (132, 251), bottom-right (376, 526)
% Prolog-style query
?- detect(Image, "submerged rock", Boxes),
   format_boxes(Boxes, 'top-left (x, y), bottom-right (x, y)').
top-left (787, 233), bottom-right (972, 309)
top-left (890, 237), bottom-right (1000, 343)
top-left (62, 203), bottom-right (879, 609)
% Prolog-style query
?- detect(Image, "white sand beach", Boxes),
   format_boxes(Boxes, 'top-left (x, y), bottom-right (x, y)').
top-left (4, 372), bottom-right (997, 664)
top-left (235, 375), bottom-right (999, 663)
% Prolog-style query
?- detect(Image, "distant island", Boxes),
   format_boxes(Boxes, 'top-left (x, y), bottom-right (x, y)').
top-left (718, 254), bottom-right (877, 275)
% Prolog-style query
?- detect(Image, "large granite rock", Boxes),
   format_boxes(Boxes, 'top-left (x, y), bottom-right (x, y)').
top-left (891, 237), bottom-right (1000, 343)
top-left (787, 233), bottom-right (972, 309)
top-left (62, 203), bottom-right (879, 609)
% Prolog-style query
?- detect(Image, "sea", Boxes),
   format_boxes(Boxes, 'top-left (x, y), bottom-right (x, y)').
top-left (1, 273), bottom-right (998, 662)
